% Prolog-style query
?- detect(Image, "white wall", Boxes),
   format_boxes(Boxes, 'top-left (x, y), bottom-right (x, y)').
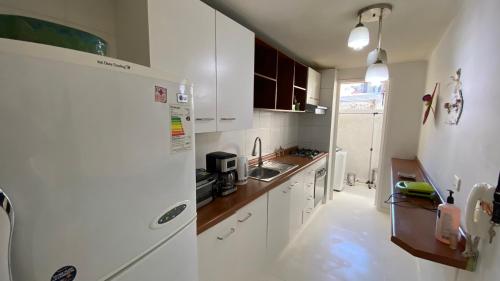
top-left (337, 61), bottom-right (427, 208)
top-left (115, 0), bottom-right (150, 66)
top-left (336, 113), bottom-right (383, 182)
top-left (195, 109), bottom-right (299, 168)
top-left (417, 0), bottom-right (500, 280)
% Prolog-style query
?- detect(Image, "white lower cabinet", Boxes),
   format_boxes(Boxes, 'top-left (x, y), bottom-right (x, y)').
top-left (302, 166), bottom-right (316, 224)
top-left (235, 195), bottom-right (267, 280)
top-left (289, 175), bottom-right (304, 238)
top-left (198, 214), bottom-right (238, 281)
top-left (198, 195), bottom-right (267, 281)
top-left (199, 160), bottom-right (327, 280)
top-left (267, 181), bottom-right (291, 261)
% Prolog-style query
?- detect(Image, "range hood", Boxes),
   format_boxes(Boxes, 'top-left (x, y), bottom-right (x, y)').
top-left (305, 103), bottom-right (328, 115)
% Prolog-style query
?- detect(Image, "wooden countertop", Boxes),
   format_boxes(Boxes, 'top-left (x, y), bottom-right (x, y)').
top-left (390, 158), bottom-right (475, 271)
top-left (197, 153), bottom-right (328, 234)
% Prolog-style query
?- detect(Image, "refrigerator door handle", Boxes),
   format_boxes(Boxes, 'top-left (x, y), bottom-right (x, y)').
top-left (150, 201), bottom-right (190, 229)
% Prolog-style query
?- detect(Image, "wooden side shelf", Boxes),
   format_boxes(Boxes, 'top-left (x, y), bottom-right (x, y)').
top-left (390, 158), bottom-right (476, 271)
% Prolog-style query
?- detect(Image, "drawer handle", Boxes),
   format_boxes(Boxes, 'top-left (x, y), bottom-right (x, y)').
top-left (238, 212), bottom-right (252, 223)
top-left (220, 117), bottom-right (236, 121)
top-left (305, 208), bottom-right (312, 214)
top-left (307, 197), bottom-right (312, 200)
top-left (288, 186), bottom-right (293, 190)
top-left (217, 227), bottom-right (236, 240)
top-left (195, 117), bottom-right (215, 121)
top-left (282, 190), bottom-right (288, 194)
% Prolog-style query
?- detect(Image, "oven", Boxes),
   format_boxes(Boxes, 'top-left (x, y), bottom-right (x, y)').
top-left (314, 166), bottom-right (328, 206)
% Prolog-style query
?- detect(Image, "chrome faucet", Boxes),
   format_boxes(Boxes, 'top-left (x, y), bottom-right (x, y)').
top-left (252, 137), bottom-right (263, 167)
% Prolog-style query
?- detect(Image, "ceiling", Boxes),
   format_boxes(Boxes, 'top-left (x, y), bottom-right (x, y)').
top-left (202, 0), bottom-right (459, 69)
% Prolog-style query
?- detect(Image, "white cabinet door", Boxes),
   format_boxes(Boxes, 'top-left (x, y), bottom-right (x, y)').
top-left (306, 67), bottom-right (320, 105)
top-left (289, 175), bottom-right (304, 237)
top-left (148, 0), bottom-right (217, 133)
top-left (236, 195), bottom-right (267, 281)
top-left (198, 215), bottom-right (238, 281)
top-left (215, 11), bottom-right (255, 132)
top-left (267, 181), bottom-right (291, 261)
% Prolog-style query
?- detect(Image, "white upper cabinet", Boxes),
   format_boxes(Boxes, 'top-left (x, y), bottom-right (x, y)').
top-left (215, 11), bottom-right (255, 132)
top-left (306, 67), bottom-right (321, 105)
top-left (148, 0), bottom-right (217, 133)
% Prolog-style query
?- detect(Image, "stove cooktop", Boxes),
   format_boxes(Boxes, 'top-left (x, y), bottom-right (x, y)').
top-left (290, 148), bottom-right (322, 159)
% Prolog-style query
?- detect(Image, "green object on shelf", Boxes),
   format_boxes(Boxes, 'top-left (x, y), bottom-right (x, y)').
top-left (0, 14), bottom-right (108, 55)
top-left (396, 181), bottom-right (436, 199)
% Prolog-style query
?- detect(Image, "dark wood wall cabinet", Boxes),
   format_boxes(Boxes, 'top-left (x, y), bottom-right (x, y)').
top-left (276, 52), bottom-right (295, 110)
top-left (253, 37), bottom-right (312, 111)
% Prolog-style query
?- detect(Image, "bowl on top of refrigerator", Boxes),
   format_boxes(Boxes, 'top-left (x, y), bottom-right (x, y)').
top-left (0, 14), bottom-right (108, 55)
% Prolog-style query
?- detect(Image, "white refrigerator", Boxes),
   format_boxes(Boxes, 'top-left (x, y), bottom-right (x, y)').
top-left (0, 39), bottom-right (198, 281)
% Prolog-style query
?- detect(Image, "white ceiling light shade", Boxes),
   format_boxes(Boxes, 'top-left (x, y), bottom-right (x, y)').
top-left (367, 48), bottom-right (387, 65)
top-left (347, 3), bottom-right (393, 83)
top-left (348, 22), bottom-right (369, 50)
top-left (365, 59), bottom-right (389, 83)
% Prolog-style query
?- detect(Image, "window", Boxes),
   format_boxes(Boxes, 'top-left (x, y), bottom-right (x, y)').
top-left (339, 81), bottom-right (388, 113)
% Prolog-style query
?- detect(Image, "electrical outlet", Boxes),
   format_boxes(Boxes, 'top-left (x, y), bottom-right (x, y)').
top-left (453, 175), bottom-right (461, 192)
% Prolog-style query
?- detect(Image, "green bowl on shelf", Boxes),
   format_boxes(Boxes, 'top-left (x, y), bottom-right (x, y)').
top-left (0, 14), bottom-right (108, 55)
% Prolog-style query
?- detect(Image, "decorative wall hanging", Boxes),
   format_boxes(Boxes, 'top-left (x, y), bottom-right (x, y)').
top-left (444, 68), bottom-right (464, 125)
top-left (422, 82), bottom-right (439, 125)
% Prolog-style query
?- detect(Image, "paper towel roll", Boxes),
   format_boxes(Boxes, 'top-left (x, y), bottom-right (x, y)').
top-left (236, 156), bottom-right (248, 185)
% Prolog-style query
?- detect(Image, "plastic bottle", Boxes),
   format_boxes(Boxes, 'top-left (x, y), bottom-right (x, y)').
top-left (435, 190), bottom-right (461, 244)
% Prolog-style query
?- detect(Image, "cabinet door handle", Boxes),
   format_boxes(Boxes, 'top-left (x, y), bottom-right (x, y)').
top-left (282, 190), bottom-right (288, 194)
top-left (220, 117), bottom-right (236, 121)
top-left (238, 212), bottom-right (252, 223)
top-left (195, 117), bottom-right (215, 121)
top-left (217, 227), bottom-right (236, 240)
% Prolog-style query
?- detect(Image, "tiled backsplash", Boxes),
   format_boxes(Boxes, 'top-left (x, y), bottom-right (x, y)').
top-left (195, 109), bottom-right (300, 169)
top-left (298, 110), bottom-right (332, 151)
top-left (298, 69), bottom-right (335, 152)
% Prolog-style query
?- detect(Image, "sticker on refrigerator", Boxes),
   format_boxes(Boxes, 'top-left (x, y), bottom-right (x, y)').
top-left (51, 265), bottom-right (77, 281)
top-left (154, 86), bottom-right (168, 103)
top-left (170, 105), bottom-right (192, 153)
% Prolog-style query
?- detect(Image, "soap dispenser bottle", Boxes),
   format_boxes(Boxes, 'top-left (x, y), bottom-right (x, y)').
top-left (435, 190), bottom-right (461, 244)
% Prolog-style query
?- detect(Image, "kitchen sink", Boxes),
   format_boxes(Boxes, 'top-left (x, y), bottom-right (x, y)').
top-left (248, 160), bottom-right (298, 182)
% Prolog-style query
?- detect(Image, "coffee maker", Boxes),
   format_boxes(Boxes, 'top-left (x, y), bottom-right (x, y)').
top-left (206, 151), bottom-right (238, 196)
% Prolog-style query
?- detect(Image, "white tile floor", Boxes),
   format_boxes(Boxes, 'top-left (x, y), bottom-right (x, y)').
top-left (260, 184), bottom-right (420, 281)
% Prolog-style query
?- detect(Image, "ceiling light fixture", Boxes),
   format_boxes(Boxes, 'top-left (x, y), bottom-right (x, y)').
top-left (367, 48), bottom-right (387, 65)
top-left (347, 15), bottom-right (369, 50)
top-left (347, 3), bottom-right (393, 83)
